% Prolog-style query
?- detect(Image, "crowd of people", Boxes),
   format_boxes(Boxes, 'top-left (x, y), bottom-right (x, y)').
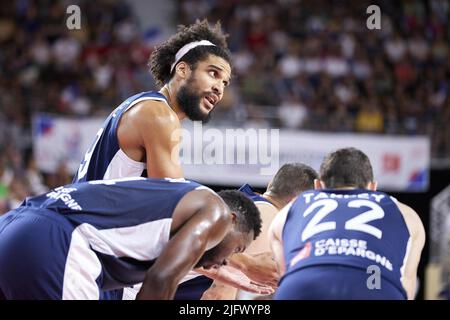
top-left (0, 0), bottom-right (149, 212)
top-left (0, 0), bottom-right (449, 214)
top-left (178, 0), bottom-right (449, 153)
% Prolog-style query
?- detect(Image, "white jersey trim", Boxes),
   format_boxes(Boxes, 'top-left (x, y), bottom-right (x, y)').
top-left (76, 219), bottom-right (172, 260)
top-left (399, 236), bottom-right (412, 285)
top-left (123, 96), bottom-right (171, 113)
top-left (62, 229), bottom-right (102, 300)
top-left (103, 149), bottom-right (145, 180)
top-left (254, 200), bottom-right (276, 209)
top-left (63, 219), bottom-right (172, 299)
top-left (103, 94), bottom-right (172, 180)
top-left (195, 185), bottom-right (216, 194)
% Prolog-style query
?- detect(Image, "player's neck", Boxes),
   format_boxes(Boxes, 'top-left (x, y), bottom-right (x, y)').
top-left (159, 85), bottom-right (186, 120)
top-left (262, 193), bottom-right (286, 210)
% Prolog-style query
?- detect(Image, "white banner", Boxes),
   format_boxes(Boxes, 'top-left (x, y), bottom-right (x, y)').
top-left (32, 114), bottom-right (104, 174)
top-left (32, 115), bottom-right (430, 191)
top-left (180, 124), bottom-right (430, 192)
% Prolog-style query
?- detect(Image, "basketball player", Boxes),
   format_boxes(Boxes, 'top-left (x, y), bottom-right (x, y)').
top-left (202, 163), bottom-right (318, 300)
top-left (0, 177), bottom-right (261, 300)
top-left (73, 19), bottom-right (231, 184)
top-left (269, 148), bottom-right (426, 300)
top-left (73, 19), bottom-right (231, 300)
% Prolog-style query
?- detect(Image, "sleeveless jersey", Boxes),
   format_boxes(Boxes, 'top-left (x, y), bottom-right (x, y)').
top-left (73, 91), bottom-right (169, 183)
top-left (238, 184), bottom-right (273, 206)
top-left (282, 189), bottom-right (411, 298)
top-left (20, 177), bottom-right (203, 290)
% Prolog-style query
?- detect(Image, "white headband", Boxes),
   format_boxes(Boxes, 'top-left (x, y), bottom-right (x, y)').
top-left (170, 40), bottom-right (216, 73)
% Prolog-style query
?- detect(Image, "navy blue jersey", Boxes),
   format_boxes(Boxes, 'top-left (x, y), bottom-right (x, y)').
top-left (73, 91), bottom-right (169, 183)
top-left (281, 189), bottom-right (410, 298)
top-left (238, 184), bottom-right (272, 205)
top-left (10, 177), bottom-right (203, 292)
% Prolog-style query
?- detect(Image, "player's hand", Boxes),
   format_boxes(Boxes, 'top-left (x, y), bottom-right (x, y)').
top-left (195, 266), bottom-right (274, 295)
top-left (201, 281), bottom-right (237, 300)
top-left (228, 252), bottom-right (279, 288)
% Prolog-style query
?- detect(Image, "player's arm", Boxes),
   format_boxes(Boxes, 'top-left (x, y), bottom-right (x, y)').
top-left (136, 192), bottom-right (229, 300)
top-left (397, 201), bottom-right (426, 300)
top-left (227, 252), bottom-right (278, 287)
top-left (268, 202), bottom-right (292, 276)
top-left (133, 101), bottom-right (184, 178)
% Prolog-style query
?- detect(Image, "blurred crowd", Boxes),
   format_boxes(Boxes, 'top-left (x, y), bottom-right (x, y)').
top-left (0, 0), bottom-right (449, 213)
top-left (0, 0), bottom-right (153, 213)
top-left (179, 0), bottom-right (450, 155)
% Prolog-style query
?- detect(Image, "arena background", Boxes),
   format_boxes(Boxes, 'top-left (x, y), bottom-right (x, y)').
top-left (0, 0), bottom-right (449, 300)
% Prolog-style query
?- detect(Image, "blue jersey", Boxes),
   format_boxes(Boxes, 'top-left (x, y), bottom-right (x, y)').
top-left (0, 177), bottom-right (203, 298)
top-left (238, 184), bottom-right (272, 205)
top-left (73, 91), bottom-right (169, 183)
top-left (282, 189), bottom-right (410, 298)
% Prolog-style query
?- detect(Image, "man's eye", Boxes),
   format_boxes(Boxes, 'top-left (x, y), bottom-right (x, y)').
top-left (209, 70), bottom-right (217, 77)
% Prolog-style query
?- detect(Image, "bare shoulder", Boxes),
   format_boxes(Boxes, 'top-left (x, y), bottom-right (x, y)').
top-left (255, 202), bottom-right (278, 217)
top-left (194, 188), bottom-right (227, 209)
top-left (396, 201), bottom-right (426, 240)
top-left (180, 188), bottom-right (228, 219)
top-left (128, 99), bottom-right (180, 129)
top-left (171, 187), bottom-right (229, 235)
top-left (269, 200), bottom-right (293, 239)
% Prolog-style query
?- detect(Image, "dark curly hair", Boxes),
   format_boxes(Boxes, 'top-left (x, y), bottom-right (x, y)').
top-left (218, 190), bottom-right (262, 240)
top-left (148, 19), bottom-right (231, 88)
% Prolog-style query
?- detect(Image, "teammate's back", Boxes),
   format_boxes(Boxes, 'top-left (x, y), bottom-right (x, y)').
top-left (282, 188), bottom-right (410, 298)
top-left (270, 148), bottom-right (425, 300)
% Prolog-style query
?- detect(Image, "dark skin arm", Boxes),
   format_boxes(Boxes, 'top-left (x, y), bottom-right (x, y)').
top-left (117, 100), bottom-right (184, 178)
top-left (136, 190), bottom-right (230, 300)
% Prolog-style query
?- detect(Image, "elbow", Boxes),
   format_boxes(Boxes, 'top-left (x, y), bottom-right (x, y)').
top-left (138, 270), bottom-right (178, 300)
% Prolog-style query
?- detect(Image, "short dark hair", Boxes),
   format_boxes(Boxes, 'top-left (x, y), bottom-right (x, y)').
top-left (319, 147), bottom-right (374, 188)
top-left (268, 163), bottom-right (318, 201)
top-left (218, 190), bottom-right (262, 240)
top-left (149, 19), bottom-right (231, 87)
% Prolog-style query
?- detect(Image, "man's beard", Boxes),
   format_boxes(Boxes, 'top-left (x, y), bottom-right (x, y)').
top-left (176, 79), bottom-right (212, 123)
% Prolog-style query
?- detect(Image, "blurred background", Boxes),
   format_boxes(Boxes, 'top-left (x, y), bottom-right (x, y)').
top-left (0, 0), bottom-right (449, 299)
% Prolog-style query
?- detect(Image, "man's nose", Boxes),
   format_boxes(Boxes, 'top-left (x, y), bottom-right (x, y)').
top-left (212, 82), bottom-right (223, 97)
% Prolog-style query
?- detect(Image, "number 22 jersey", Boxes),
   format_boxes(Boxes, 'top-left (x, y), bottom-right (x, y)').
top-left (281, 189), bottom-right (410, 297)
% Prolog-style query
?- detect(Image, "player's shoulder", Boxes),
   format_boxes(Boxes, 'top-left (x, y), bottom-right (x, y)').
top-left (134, 98), bottom-right (177, 118)
top-left (174, 186), bottom-right (229, 230)
top-left (396, 201), bottom-right (425, 239)
top-left (129, 96), bottom-right (179, 127)
top-left (256, 201), bottom-right (278, 215)
top-left (395, 201), bottom-right (419, 220)
top-left (188, 186), bottom-right (225, 208)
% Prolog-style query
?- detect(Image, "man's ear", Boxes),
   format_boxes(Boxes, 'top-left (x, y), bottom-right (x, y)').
top-left (367, 181), bottom-right (377, 191)
top-left (230, 212), bottom-right (237, 224)
top-left (314, 179), bottom-right (325, 190)
top-left (175, 61), bottom-right (191, 79)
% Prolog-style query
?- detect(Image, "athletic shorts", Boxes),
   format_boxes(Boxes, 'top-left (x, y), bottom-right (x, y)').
top-left (0, 207), bottom-right (105, 300)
